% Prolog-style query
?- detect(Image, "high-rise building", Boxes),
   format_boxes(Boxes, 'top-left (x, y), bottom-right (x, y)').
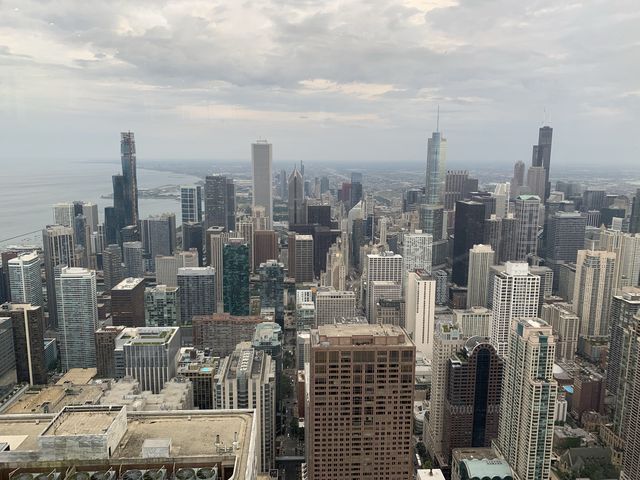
top-left (573, 250), bottom-right (616, 337)
top-left (236, 218), bottom-right (254, 272)
top-left (444, 170), bottom-right (470, 210)
top-left (452, 307), bottom-right (492, 338)
top-left (496, 318), bottom-right (557, 480)
top-left (288, 168), bottom-right (305, 226)
top-left (120, 131), bottom-right (139, 226)
top-left (42, 225), bottom-right (75, 327)
top-left (526, 166), bottom-right (546, 200)
top-left (223, 240), bottom-right (250, 316)
top-left (155, 250), bottom-right (199, 287)
top-left (182, 221), bottom-right (204, 266)
top-left (598, 230), bottom-right (640, 290)
top-left (252, 140), bottom-right (273, 229)
top-left (56, 267), bottom-right (98, 371)
top-left (307, 324), bottom-right (415, 480)
top-left (368, 281), bottom-right (402, 323)
top-left (427, 321), bottom-right (466, 465)
top-left (141, 213), bottom-right (177, 271)
top-left (289, 234), bottom-right (314, 283)
top-left (82, 202), bottom-right (99, 233)
top-left (8, 251), bottom-right (43, 308)
top-left (514, 195), bottom-right (541, 261)
top-left (621, 312), bottom-right (640, 479)
top-left (606, 287), bottom-right (640, 397)
top-left (452, 200), bottom-right (485, 286)
top-left (426, 130), bottom-right (447, 205)
top-left (258, 260), bottom-right (285, 326)
top-left (630, 189), bottom-right (640, 234)
top-left (365, 251), bottom-right (403, 317)
top-left (0, 316), bottom-right (16, 388)
top-left (177, 266), bottom-right (216, 326)
top-left (122, 241), bottom-right (144, 277)
top-left (204, 174), bottom-right (235, 232)
top-left (512, 160), bottom-right (526, 192)
top-left (103, 243), bottom-right (124, 290)
top-left (545, 211), bottom-right (586, 290)
top-left (193, 313), bottom-right (263, 357)
top-left (95, 325), bottom-right (126, 378)
top-left (403, 231), bottom-right (433, 277)
top-left (315, 289), bottom-right (356, 326)
top-left (531, 125), bottom-right (553, 200)
top-left (215, 344), bottom-right (276, 472)
top-left (205, 226), bottom-right (229, 310)
top-left (490, 262), bottom-right (540, 357)
top-left (144, 284), bottom-right (180, 327)
top-left (180, 185), bottom-right (203, 224)
top-left (541, 302), bottom-right (580, 362)
top-left (0, 303), bottom-right (47, 385)
top-left (405, 270), bottom-right (436, 359)
top-left (442, 338), bottom-right (503, 467)
top-left (466, 245), bottom-right (494, 308)
top-left (52, 202), bottom-right (75, 227)
top-left (254, 230), bottom-right (278, 271)
top-left (111, 277), bottom-right (146, 328)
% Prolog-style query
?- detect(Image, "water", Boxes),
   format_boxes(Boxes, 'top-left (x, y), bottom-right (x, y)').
top-left (1, 159), bottom-right (202, 247)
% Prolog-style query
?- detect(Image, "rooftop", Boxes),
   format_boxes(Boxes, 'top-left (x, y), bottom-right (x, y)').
top-left (55, 368), bottom-right (97, 386)
top-left (112, 277), bottom-right (145, 290)
top-left (4, 383), bottom-right (104, 414)
top-left (313, 323), bottom-right (412, 347)
top-left (42, 406), bottom-right (122, 436)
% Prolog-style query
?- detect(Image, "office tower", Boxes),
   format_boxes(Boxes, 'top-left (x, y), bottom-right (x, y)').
top-left (405, 270), bottom-right (436, 358)
top-left (606, 287), bottom-right (640, 396)
top-left (493, 183), bottom-right (510, 219)
top-left (95, 325), bottom-right (126, 378)
top-left (466, 245), bottom-right (494, 308)
top-left (111, 277), bottom-right (146, 327)
top-left (205, 227), bottom-right (229, 309)
top-left (252, 322), bottom-right (283, 386)
top-left (180, 185), bottom-right (203, 224)
top-left (288, 168), bottom-right (305, 225)
top-left (296, 299), bottom-right (316, 330)
top-left (223, 240), bottom-right (250, 315)
top-left (376, 298), bottom-right (406, 327)
top-left (514, 195), bottom-right (540, 261)
top-left (545, 211), bottom-right (586, 289)
top-left (452, 200), bottom-right (485, 286)
top-left (215, 345), bottom-right (276, 472)
top-left (177, 266), bottom-right (216, 326)
top-left (426, 129), bottom-right (447, 204)
top-left (307, 324), bottom-right (415, 480)
top-left (497, 318), bottom-right (557, 480)
top-left (531, 125), bottom-right (553, 200)
top-left (42, 225), bottom-right (75, 327)
top-left (73, 213), bottom-right (89, 253)
top-left (0, 316), bottom-right (16, 387)
top-left (541, 302), bottom-right (580, 362)
top-left (193, 313), bottom-right (263, 357)
top-left (512, 160), bottom-right (526, 192)
top-left (120, 131), bottom-right (139, 226)
top-left (427, 322), bottom-right (466, 464)
top-left (254, 230), bottom-right (278, 270)
top-left (258, 260), bottom-right (285, 326)
top-left (251, 140), bottom-right (273, 229)
top-left (526, 166), bottom-right (546, 200)
top-left (182, 221), bottom-right (204, 266)
top-left (141, 213), bottom-right (177, 271)
top-left (288, 234), bottom-right (314, 283)
top-left (369, 281), bottom-right (402, 323)
top-left (573, 250), bottom-right (616, 337)
top-left (444, 170), bottom-right (470, 210)
top-left (315, 290), bottom-right (357, 326)
top-left (81, 202), bottom-right (99, 233)
top-left (365, 251), bottom-right (403, 316)
top-left (403, 231), bottom-right (433, 276)
top-left (56, 267), bottom-right (98, 371)
top-left (8, 251), bottom-right (43, 308)
top-left (204, 174), bottom-right (235, 231)
top-left (403, 188), bottom-right (424, 212)
top-left (120, 326), bottom-right (181, 393)
top-left (598, 230), bottom-right (640, 289)
top-left (452, 307), bottom-right (491, 338)
top-left (52, 202), bottom-right (75, 227)
top-left (236, 218), bottom-right (254, 271)
top-left (155, 250), bottom-right (199, 287)
top-left (442, 338), bottom-right (503, 466)
top-left (0, 303), bottom-right (47, 385)
top-left (499, 214), bottom-right (518, 263)
top-left (622, 346), bottom-right (640, 480)
top-left (103, 243), bottom-right (124, 290)
top-left (306, 204), bottom-right (331, 227)
top-left (490, 262), bottom-right (540, 356)
top-left (630, 189), bottom-right (640, 234)
top-left (122, 241), bottom-right (144, 277)
top-left (144, 284), bottom-right (180, 327)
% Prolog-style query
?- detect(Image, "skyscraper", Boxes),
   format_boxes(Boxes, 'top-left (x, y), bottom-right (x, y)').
top-left (258, 260), bottom-right (285, 326)
top-left (307, 324), bottom-right (415, 480)
top-left (573, 250), bottom-right (616, 337)
top-left (598, 230), bottom-right (640, 290)
top-left (103, 243), bottom-right (124, 290)
top-left (365, 251), bottom-right (403, 317)
top-left (496, 318), bottom-right (557, 480)
top-left (144, 284), bottom-right (180, 327)
top-left (122, 241), bottom-right (144, 277)
top-left (42, 225), bottom-right (75, 327)
top-left (141, 213), bottom-right (177, 271)
top-left (223, 239), bottom-right (250, 315)
top-left (288, 167), bottom-right (304, 226)
top-left (205, 227), bottom-right (229, 309)
top-left (111, 277), bottom-right (146, 328)
top-left (155, 250), bottom-right (199, 287)
top-left (426, 129), bottom-right (447, 205)
top-left (56, 267), bottom-right (98, 371)
top-left (544, 211), bottom-right (586, 290)
top-left (254, 230), bottom-right (278, 271)
top-left (466, 244), bottom-right (494, 308)
top-left (606, 287), bottom-right (640, 397)
top-left (511, 160), bottom-right (526, 197)
top-left (526, 166), bottom-right (546, 200)
top-left (180, 185), bottom-right (203, 224)
top-left (405, 270), bottom-right (436, 359)
top-left (315, 289), bottom-right (357, 326)
top-left (514, 195), bottom-right (541, 261)
top-left (182, 221), bottom-right (204, 266)
top-left (177, 266), bottom-right (216, 326)
top-left (252, 140), bottom-right (273, 229)
top-left (444, 170), bottom-right (470, 210)
top-left (8, 251), bottom-right (43, 308)
top-left (620, 312), bottom-right (640, 480)
top-left (490, 262), bottom-right (540, 357)
top-left (402, 231), bottom-right (433, 277)
top-left (52, 202), bottom-right (75, 227)
top-left (120, 131), bottom-right (139, 226)
top-left (531, 125), bottom-right (553, 200)
top-left (452, 200), bottom-right (486, 286)
top-left (204, 174), bottom-right (236, 231)
top-left (289, 234), bottom-right (314, 283)
top-left (630, 189), bottom-right (640, 234)
top-left (541, 302), bottom-right (580, 362)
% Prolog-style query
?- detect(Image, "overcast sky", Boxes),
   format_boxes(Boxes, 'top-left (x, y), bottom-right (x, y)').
top-left (1, 0), bottom-right (638, 167)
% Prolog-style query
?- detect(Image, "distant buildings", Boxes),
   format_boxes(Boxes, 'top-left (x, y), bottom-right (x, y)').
top-left (426, 130), bottom-right (447, 205)
top-left (252, 140), bottom-right (273, 229)
top-left (204, 174), bottom-right (235, 232)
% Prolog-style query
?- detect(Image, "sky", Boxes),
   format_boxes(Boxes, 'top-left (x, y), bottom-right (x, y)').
top-left (1, 0), bottom-right (639, 167)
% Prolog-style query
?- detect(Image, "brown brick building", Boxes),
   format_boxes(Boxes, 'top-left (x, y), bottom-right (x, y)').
top-left (111, 277), bottom-right (145, 327)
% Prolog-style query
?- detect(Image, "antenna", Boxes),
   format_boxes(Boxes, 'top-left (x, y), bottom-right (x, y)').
top-left (436, 105), bottom-right (440, 133)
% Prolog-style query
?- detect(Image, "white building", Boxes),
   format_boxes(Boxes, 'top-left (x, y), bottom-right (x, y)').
top-left (402, 231), bottom-right (433, 277)
top-left (365, 252), bottom-right (403, 317)
top-left (52, 202), bottom-right (75, 227)
top-left (573, 250), bottom-right (616, 337)
top-left (541, 302), bottom-right (579, 362)
top-left (405, 270), bottom-right (436, 359)
top-left (466, 244), bottom-right (494, 308)
top-left (180, 185), bottom-right (202, 224)
top-left (369, 281), bottom-right (402, 324)
top-left (252, 140), bottom-right (273, 229)
top-left (453, 306), bottom-right (492, 338)
top-left (8, 251), bottom-right (43, 308)
top-left (156, 250), bottom-right (199, 287)
top-left (315, 289), bottom-right (357, 326)
top-left (514, 195), bottom-right (541, 261)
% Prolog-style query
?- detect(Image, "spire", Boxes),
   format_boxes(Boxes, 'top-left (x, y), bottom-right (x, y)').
top-left (436, 104), bottom-right (440, 133)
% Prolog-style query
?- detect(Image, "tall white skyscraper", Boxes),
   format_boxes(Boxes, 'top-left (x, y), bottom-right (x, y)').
top-left (180, 185), bottom-right (203, 224)
top-left (8, 251), bottom-right (44, 308)
top-left (425, 129), bottom-right (447, 205)
top-left (252, 140), bottom-right (273, 229)
top-left (365, 252), bottom-right (403, 317)
top-left (573, 249), bottom-right (616, 337)
top-left (493, 182), bottom-right (510, 218)
top-left (598, 230), bottom-right (640, 290)
top-left (490, 262), bottom-right (540, 356)
top-left (405, 270), bottom-right (436, 359)
top-left (496, 318), bottom-right (557, 480)
top-left (402, 231), bottom-right (433, 277)
top-left (52, 202), bottom-right (75, 227)
top-left (82, 202), bottom-right (99, 233)
top-left (56, 267), bottom-right (98, 371)
top-left (514, 195), bottom-right (541, 261)
top-left (466, 244), bottom-right (495, 308)
top-left (42, 225), bottom-right (75, 327)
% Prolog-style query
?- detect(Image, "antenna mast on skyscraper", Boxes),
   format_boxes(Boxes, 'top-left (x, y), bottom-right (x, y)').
top-left (436, 105), bottom-right (440, 133)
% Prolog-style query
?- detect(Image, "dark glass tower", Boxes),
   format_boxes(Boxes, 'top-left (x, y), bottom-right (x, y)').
top-left (532, 126), bottom-right (553, 201)
top-left (452, 200), bottom-right (485, 286)
top-left (258, 260), bottom-right (285, 327)
top-left (120, 132), bottom-right (139, 226)
top-left (223, 240), bottom-right (250, 315)
top-left (630, 189), bottom-right (640, 234)
top-left (204, 175), bottom-right (236, 232)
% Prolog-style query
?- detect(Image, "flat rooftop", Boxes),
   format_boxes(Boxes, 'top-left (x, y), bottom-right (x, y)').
top-left (4, 384), bottom-right (104, 414)
top-left (55, 368), bottom-right (97, 385)
top-left (42, 408), bottom-right (121, 436)
top-left (113, 277), bottom-right (145, 290)
top-left (313, 323), bottom-right (412, 346)
top-left (0, 417), bottom-right (49, 451)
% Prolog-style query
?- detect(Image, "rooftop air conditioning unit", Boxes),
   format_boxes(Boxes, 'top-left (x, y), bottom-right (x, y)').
top-left (174, 469), bottom-right (195, 480)
top-left (141, 469), bottom-right (166, 480)
top-left (194, 468), bottom-right (217, 480)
